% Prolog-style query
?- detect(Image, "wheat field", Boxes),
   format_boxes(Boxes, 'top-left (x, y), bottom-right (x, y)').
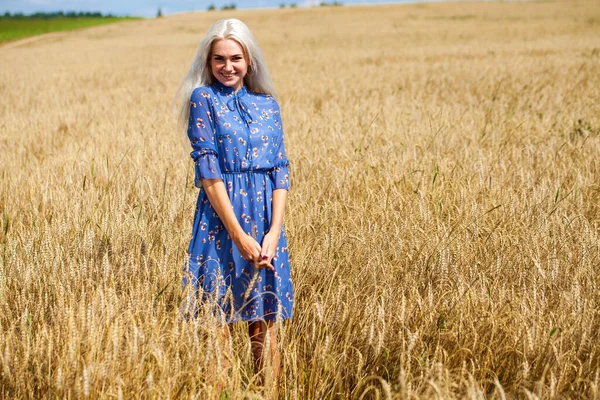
top-left (1, 0), bottom-right (600, 398)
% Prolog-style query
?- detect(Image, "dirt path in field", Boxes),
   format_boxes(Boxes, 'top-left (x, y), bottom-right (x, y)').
top-left (0, 32), bottom-right (68, 49)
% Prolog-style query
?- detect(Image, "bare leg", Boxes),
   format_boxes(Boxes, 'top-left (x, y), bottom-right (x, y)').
top-left (248, 320), bottom-right (280, 394)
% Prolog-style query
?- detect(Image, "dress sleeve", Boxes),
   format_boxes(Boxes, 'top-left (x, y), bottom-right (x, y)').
top-left (188, 88), bottom-right (223, 187)
top-left (270, 99), bottom-right (291, 191)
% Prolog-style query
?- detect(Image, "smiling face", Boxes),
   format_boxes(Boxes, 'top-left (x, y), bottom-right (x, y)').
top-left (210, 38), bottom-right (249, 92)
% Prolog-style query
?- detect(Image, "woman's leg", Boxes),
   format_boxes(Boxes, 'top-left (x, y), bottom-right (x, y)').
top-left (248, 320), bottom-right (280, 388)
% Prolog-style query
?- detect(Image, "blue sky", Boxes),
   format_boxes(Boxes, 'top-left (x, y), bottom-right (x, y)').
top-left (1, 0), bottom-right (414, 17)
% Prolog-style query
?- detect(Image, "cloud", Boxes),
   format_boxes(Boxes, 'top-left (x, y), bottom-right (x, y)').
top-left (299, 0), bottom-right (321, 6)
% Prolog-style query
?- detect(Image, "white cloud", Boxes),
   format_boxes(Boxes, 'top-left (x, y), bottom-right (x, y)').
top-left (299, 0), bottom-right (321, 6)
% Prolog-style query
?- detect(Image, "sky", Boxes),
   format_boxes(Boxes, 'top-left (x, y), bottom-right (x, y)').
top-left (1, 0), bottom-right (416, 18)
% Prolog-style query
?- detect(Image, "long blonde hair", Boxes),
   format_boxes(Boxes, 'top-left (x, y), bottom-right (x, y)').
top-left (175, 18), bottom-right (277, 131)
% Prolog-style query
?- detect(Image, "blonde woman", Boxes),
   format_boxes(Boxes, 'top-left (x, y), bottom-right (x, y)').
top-left (176, 18), bottom-right (293, 387)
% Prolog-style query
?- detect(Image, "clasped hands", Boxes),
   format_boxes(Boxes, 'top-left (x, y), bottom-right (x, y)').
top-left (234, 231), bottom-right (279, 271)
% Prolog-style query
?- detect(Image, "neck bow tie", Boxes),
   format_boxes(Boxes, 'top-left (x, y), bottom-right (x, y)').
top-left (226, 94), bottom-right (253, 126)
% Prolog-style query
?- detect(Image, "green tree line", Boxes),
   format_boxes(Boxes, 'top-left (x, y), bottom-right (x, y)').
top-left (207, 4), bottom-right (237, 11)
top-left (1, 11), bottom-right (118, 19)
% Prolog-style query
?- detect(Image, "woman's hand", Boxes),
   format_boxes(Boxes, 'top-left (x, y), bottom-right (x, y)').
top-left (259, 231), bottom-right (280, 268)
top-left (233, 233), bottom-right (274, 271)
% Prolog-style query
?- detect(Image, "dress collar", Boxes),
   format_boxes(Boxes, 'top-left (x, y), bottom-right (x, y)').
top-left (213, 81), bottom-right (248, 97)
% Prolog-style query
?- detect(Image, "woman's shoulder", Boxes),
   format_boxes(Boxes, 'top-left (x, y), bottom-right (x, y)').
top-left (191, 85), bottom-right (215, 100)
top-left (190, 86), bottom-right (218, 112)
top-left (247, 91), bottom-right (280, 109)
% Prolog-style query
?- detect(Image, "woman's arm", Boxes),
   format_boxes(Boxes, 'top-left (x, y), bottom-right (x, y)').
top-left (269, 189), bottom-right (287, 235)
top-left (260, 98), bottom-right (291, 264)
top-left (260, 189), bottom-right (287, 264)
top-left (202, 178), bottom-right (274, 270)
top-left (187, 89), bottom-right (223, 185)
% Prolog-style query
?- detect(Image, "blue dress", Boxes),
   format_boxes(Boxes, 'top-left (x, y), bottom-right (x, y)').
top-left (183, 82), bottom-right (294, 323)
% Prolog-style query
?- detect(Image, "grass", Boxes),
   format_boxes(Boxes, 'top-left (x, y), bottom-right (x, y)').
top-left (0, 17), bottom-right (139, 43)
top-left (0, 0), bottom-right (599, 397)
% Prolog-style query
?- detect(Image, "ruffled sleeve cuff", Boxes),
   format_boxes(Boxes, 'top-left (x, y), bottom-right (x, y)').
top-left (191, 150), bottom-right (223, 187)
top-left (270, 164), bottom-right (290, 191)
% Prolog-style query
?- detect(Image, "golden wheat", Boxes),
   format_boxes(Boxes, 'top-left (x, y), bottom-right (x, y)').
top-left (1, 0), bottom-right (600, 398)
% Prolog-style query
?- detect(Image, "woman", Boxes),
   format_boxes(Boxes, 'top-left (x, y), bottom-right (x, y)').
top-left (175, 18), bottom-right (294, 386)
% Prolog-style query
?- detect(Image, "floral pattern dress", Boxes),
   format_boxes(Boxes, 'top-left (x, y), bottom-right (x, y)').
top-left (183, 81), bottom-right (294, 323)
